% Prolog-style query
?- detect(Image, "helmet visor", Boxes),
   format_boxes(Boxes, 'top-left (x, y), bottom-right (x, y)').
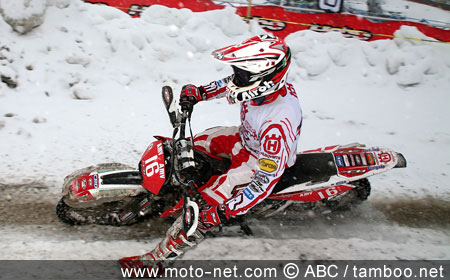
top-left (232, 66), bottom-right (253, 87)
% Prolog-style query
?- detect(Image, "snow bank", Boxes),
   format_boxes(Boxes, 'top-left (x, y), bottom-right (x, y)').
top-left (0, 0), bottom-right (449, 200)
top-left (287, 26), bottom-right (450, 88)
top-left (0, 2), bottom-right (263, 98)
top-left (0, 0), bottom-right (48, 34)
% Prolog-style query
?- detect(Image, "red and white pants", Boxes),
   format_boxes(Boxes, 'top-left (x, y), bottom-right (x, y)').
top-left (194, 126), bottom-right (257, 209)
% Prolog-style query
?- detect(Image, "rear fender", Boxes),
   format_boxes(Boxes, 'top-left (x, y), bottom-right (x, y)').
top-left (332, 145), bottom-right (406, 179)
top-left (273, 143), bottom-right (406, 196)
top-left (303, 143), bottom-right (406, 179)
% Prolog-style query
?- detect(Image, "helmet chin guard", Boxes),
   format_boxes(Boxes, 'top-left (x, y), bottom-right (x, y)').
top-left (212, 34), bottom-right (291, 104)
top-left (226, 79), bottom-right (279, 104)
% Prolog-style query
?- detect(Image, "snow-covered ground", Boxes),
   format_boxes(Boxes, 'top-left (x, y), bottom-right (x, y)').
top-left (0, 0), bottom-right (449, 261)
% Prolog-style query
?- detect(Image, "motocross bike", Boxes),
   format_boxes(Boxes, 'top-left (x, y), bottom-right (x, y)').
top-left (56, 86), bottom-right (407, 230)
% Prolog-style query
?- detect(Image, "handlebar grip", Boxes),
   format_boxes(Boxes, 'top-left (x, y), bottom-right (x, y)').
top-left (180, 102), bottom-right (194, 116)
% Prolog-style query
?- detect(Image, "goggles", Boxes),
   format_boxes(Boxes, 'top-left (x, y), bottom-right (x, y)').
top-left (232, 66), bottom-right (253, 87)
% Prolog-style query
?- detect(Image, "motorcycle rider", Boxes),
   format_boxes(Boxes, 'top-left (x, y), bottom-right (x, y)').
top-left (121, 34), bottom-right (302, 267)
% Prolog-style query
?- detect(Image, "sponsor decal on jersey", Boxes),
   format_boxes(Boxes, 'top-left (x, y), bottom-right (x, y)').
top-left (287, 83), bottom-right (298, 98)
top-left (258, 158), bottom-right (278, 173)
top-left (258, 170), bottom-right (277, 178)
top-left (248, 180), bottom-right (264, 193)
top-left (263, 134), bottom-right (282, 155)
top-left (226, 193), bottom-right (243, 211)
top-left (243, 188), bottom-right (255, 200)
top-left (240, 102), bottom-right (249, 122)
top-left (204, 81), bottom-right (219, 93)
top-left (254, 171), bottom-right (270, 184)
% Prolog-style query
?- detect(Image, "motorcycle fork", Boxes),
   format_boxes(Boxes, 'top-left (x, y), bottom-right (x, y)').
top-left (117, 194), bottom-right (154, 224)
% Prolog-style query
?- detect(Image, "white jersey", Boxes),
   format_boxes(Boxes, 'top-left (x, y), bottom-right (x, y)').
top-left (199, 78), bottom-right (302, 216)
top-left (240, 83), bottom-right (302, 169)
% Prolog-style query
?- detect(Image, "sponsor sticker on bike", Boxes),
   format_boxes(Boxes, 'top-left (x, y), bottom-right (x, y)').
top-left (93, 174), bottom-right (98, 189)
top-left (141, 140), bottom-right (166, 195)
top-left (335, 155), bottom-right (345, 167)
top-left (365, 153), bottom-right (375, 165)
top-left (355, 154), bottom-right (362, 166)
top-left (378, 152), bottom-right (392, 163)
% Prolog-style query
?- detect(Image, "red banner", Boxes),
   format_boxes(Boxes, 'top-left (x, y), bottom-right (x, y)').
top-left (236, 5), bottom-right (450, 42)
top-left (84, 0), bottom-right (450, 42)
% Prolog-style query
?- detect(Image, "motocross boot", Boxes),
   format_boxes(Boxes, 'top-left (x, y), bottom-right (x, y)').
top-left (120, 216), bottom-right (205, 269)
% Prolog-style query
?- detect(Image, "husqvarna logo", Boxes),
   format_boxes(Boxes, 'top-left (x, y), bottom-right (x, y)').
top-left (264, 134), bottom-right (281, 155)
top-left (378, 152), bottom-right (392, 163)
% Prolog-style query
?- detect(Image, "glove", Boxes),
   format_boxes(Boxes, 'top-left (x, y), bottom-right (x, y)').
top-left (199, 204), bottom-right (231, 230)
top-left (180, 84), bottom-right (203, 112)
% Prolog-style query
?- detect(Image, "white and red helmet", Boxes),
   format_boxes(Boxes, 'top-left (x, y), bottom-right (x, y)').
top-left (212, 34), bottom-right (291, 104)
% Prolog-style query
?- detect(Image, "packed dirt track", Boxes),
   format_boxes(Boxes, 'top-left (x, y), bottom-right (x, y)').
top-left (1, 182), bottom-right (449, 260)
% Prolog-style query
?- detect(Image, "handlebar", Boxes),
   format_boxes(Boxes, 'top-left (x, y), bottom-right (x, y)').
top-left (161, 86), bottom-right (196, 185)
top-left (178, 110), bottom-right (190, 139)
top-left (161, 86), bottom-right (203, 236)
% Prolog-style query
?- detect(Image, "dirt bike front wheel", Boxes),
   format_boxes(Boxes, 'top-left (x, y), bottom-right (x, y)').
top-left (56, 197), bottom-right (140, 226)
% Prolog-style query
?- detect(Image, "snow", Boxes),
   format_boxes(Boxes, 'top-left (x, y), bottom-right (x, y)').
top-left (0, 0), bottom-right (449, 261)
top-left (0, 0), bottom-right (48, 34)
